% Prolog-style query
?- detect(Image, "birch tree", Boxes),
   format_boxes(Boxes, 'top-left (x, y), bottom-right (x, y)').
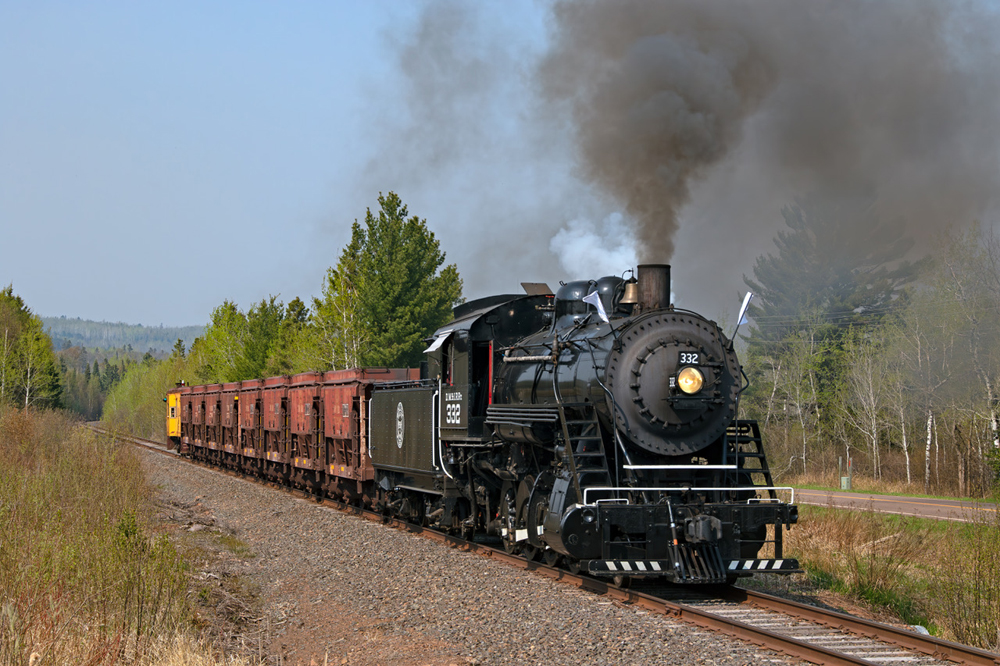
top-left (841, 329), bottom-right (891, 480)
top-left (18, 315), bottom-right (60, 409)
top-left (312, 260), bottom-right (366, 371)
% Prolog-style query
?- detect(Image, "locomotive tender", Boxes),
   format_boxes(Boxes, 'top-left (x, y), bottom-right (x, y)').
top-left (168, 264), bottom-right (799, 584)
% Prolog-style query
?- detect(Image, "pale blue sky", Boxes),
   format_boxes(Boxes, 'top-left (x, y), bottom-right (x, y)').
top-left (1, 2), bottom-right (560, 325)
top-left (5, 1), bottom-right (996, 328)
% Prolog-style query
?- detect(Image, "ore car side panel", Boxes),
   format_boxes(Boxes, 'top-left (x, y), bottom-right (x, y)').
top-left (239, 379), bottom-right (263, 457)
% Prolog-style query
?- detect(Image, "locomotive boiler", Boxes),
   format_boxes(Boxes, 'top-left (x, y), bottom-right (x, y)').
top-left (170, 264), bottom-right (799, 585)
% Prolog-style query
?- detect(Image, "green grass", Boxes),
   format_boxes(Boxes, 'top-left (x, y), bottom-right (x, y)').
top-left (214, 533), bottom-right (255, 559)
top-left (790, 481), bottom-right (987, 502)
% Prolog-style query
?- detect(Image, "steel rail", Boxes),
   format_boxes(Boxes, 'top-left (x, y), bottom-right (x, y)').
top-left (90, 425), bottom-right (1000, 666)
top-left (726, 587), bottom-right (1000, 666)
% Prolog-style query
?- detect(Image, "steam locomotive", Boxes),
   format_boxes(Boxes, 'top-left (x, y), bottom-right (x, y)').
top-left (167, 264), bottom-right (799, 584)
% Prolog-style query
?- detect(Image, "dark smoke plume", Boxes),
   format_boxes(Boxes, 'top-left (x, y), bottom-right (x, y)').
top-left (539, 0), bottom-right (1000, 263)
top-left (362, 0), bottom-right (1000, 312)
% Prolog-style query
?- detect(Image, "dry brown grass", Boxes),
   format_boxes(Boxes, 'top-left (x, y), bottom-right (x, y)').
top-left (0, 407), bottom-right (258, 666)
top-left (789, 505), bottom-right (929, 597)
top-left (773, 500), bottom-right (1000, 650)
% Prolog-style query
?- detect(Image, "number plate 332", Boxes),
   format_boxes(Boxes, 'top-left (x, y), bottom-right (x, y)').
top-left (678, 352), bottom-right (700, 365)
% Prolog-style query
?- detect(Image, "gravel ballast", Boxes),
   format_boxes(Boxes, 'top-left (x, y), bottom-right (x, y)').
top-left (142, 448), bottom-right (800, 665)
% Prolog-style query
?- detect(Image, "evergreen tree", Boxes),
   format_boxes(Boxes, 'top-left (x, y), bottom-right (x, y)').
top-left (197, 301), bottom-right (245, 382)
top-left (0, 285), bottom-right (62, 408)
top-left (197, 296), bottom-right (288, 382)
top-left (264, 298), bottom-right (317, 376)
top-left (238, 296), bottom-right (284, 378)
top-left (744, 193), bottom-right (927, 345)
top-left (0, 291), bottom-right (23, 404)
top-left (316, 192), bottom-right (462, 368)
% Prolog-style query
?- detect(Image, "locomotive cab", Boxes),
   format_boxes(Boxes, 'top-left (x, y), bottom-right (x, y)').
top-left (424, 293), bottom-right (554, 440)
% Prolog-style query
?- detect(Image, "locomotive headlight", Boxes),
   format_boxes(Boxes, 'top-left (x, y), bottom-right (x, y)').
top-left (677, 367), bottom-right (704, 394)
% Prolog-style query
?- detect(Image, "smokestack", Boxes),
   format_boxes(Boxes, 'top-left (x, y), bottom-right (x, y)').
top-left (637, 264), bottom-right (670, 311)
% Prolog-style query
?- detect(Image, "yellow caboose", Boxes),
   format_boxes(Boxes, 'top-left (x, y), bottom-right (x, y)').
top-left (165, 387), bottom-right (181, 443)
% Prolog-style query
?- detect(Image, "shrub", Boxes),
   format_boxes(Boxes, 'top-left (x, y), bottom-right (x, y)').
top-left (0, 407), bottom-right (188, 665)
top-left (933, 498), bottom-right (1000, 651)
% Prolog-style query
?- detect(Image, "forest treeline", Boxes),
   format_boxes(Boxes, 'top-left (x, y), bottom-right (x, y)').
top-left (102, 192), bottom-right (463, 437)
top-left (42, 317), bottom-right (202, 353)
top-left (10, 190), bottom-right (999, 499)
top-left (0, 284), bottom-right (159, 419)
top-left (60, 346), bottom-right (157, 420)
top-left (740, 197), bottom-right (1000, 497)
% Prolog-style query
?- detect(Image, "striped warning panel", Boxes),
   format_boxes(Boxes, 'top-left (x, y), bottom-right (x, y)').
top-left (587, 560), bottom-right (673, 576)
top-left (726, 558), bottom-right (801, 572)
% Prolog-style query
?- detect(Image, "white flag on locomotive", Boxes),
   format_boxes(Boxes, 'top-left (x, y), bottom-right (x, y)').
top-left (582, 291), bottom-right (609, 323)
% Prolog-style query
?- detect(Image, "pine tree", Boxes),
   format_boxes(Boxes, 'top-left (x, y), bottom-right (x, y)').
top-left (264, 298), bottom-right (316, 376)
top-left (0, 286), bottom-right (62, 408)
top-left (316, 192), bottom-right (463, 368)
top-left (744, 193), bottom-right (928, 345)
top-left (197, 296), bottom-right (288, 382)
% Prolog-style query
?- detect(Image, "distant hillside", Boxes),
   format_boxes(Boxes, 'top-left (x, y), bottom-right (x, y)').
top-left (42, 317), bottom-right (203, 353)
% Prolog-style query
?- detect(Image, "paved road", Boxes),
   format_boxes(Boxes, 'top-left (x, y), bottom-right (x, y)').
top-left (794, 488), bottom-right (998, 522)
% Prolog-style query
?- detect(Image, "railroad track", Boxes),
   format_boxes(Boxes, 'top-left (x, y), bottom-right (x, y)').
top-left (91, 425), bottom-right (1000, 666)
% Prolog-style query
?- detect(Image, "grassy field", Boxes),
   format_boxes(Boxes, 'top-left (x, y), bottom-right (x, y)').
top-left (0, 407), bottom-right (256, 666)
top-left (784, 472), bottom-right (990, 502)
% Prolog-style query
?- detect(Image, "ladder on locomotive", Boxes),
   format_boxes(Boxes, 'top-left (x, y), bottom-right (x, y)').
top-left (728, 420), bottom-right (777, 498)
top-left (556, 403), bottom-right (613, 502)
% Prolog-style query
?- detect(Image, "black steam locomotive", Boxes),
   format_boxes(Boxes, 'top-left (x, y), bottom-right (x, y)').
top-left (370, 264), bottom-right (799, 584)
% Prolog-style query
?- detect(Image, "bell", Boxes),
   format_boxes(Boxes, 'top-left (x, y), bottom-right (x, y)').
top-left (621, 280), bottom-right (639, 305)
